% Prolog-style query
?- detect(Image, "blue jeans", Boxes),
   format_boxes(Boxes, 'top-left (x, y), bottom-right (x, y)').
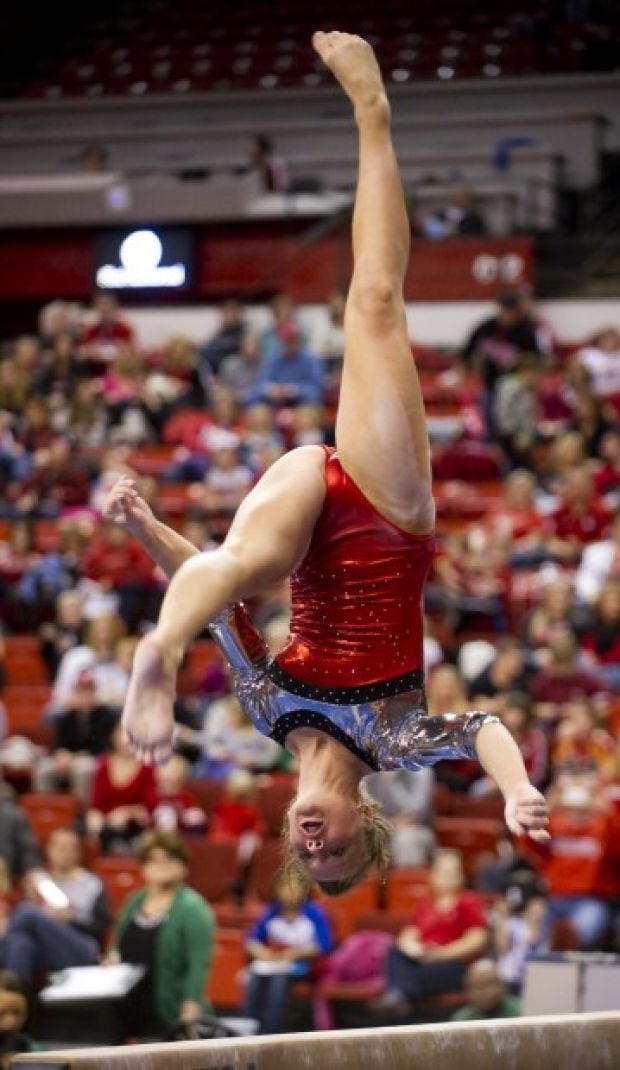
top-left (386, 947), bottom-right (466, 1000)
top-left (0, 903), bottom-right (99, 981)
top-left (547, 896), bottom-right (611, 950)
top-left (243, 970), bottom-right (293, 1034)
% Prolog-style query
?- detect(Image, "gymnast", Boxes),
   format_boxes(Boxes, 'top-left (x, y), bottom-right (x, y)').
top-left (109, 31), bottom-right (549, 896)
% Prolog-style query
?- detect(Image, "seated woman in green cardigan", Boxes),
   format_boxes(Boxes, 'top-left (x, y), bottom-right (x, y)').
top-left (109, 830), bottom-right (215, 1041)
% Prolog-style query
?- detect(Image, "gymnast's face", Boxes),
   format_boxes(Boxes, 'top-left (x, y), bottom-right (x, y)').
top-left (287, 792), bottom-right (367, 882)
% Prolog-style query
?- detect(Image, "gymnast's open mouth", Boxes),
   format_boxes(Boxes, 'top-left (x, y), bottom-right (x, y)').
top-left (299, 819), bottom-right (325, 835)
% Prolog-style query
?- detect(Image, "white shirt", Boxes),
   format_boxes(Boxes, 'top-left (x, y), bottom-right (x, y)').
top-left (574, 538), bottom-right (618, 602)
top-left (579, 346), bottom-right (620, 397)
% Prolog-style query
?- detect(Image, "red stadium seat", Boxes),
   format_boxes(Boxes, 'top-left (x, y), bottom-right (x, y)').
top-left (385, 867), bottom-right (431, 913)
top-left (184, 837), bottom-right (240, 902)
top-left (255, 778), bottom-right (297, 837)
top-left (434, 816), bottom-right (504, 877)
top-left (207, 928), bottom-right (246, 1008)
top-left (318, 877), bottom-right (380, 941)
top-left (5, 637), bottom-right (48, 686)
top-left (4, 686), bottom-right (53, 744)
top-left (20, 793), bottom-right (81, 844)
top-left (92, 856), bottom-right (143, 912)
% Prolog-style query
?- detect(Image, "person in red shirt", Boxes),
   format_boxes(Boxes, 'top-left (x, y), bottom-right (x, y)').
top-left (110, 32), bottom-right (550, 897)
top-left (545, 466), bottom-right (613, 563)
top-left (373, 850), bottom-right (488, 1016)
top-left (84, 522), bottom-right (159, 631)
top-left (86, 721), bottom-right (157, 853)
top-left (523, 776), bottom-right (618, 949)
top-left (80, 293), bottom-right (135, 362)
top-left (530, 634), bottom-right (609, 713)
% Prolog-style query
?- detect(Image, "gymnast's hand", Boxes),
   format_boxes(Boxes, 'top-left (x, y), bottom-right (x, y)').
top-left (504, 782), bottom-right (550, 844)
top-left (103, 474), bottom-right (155, 539)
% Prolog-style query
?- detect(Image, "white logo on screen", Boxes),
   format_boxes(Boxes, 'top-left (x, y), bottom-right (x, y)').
top-left (97, 229), bottom-right (186, 288)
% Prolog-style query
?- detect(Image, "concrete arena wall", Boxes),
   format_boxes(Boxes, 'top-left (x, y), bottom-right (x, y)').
top-left (11, 1013), bottom-right (620, 1070)
top-left (126, 298), bottom-right (620, 351)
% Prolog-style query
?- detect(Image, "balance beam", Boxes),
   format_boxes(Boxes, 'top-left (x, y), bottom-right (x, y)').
top-left (11, 1013), bottom-right (620, 1069)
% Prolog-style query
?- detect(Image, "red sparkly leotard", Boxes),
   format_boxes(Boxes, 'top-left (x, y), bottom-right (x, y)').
top-left (269, 448), bottom-right (435, 698)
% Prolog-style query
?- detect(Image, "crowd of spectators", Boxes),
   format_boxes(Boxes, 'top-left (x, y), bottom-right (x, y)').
top-left (0, 285), bottom-right (617, 1045)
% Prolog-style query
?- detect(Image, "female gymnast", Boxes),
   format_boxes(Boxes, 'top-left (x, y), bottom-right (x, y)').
top-left (110, 31), bottom-right (549, 895)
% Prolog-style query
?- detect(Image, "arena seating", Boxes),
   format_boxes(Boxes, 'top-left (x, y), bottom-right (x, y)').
top-left (14, 1), bottom-right (619, 100)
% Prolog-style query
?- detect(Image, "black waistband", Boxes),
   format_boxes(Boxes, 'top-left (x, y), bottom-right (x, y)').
top-left (267, 660), bottom-right (425, 706)
top-left (270, 710), bottom-right (380, 771)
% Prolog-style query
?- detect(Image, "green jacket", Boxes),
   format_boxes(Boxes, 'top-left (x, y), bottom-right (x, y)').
top-left (114, 884), bottom-right (216, 1029)
top-left (451, 994), bottom-right (521, 1021)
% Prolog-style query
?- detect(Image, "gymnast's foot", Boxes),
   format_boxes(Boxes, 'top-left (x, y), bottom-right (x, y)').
top-left (312, 30), bottom-right (388, 115)
top-left (121, 634), bottom-right (178, 765)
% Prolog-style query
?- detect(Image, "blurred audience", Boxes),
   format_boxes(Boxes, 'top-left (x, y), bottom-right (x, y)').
top-left (111, 831), bottom-right (215, 1041)
top-left (243, 873), bottom-right (332, 1034)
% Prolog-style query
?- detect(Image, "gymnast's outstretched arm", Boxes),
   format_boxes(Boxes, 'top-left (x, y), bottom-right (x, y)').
top-left (119, 445), bottom-right (326, 763)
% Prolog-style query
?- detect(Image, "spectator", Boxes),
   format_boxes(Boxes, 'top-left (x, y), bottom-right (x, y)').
top-left (32, 672), bottom-right (118, 802)
top-left (468, 640), bottom-right (531, 709)
top-left (574, 513), bottom-right (620, 604)
top-left (241, 405), bottom-right (285, 471)
top-left (39, 589), bottom-right (86, 681)
top-left (218, 333), bottom-right (264, 404)
top-left (575, 327), bottom-right (620, 402)
top-left (87, 721), bottom-right (157, 853)
top-left (493, 354), bottom-right (542, 468)
top-left (200, 300), bottom-right (245, 375)
top-left (209, 769), bottom-right (265, 858)
top-left (372, 850), bottom-right (488, 1018)
top-left (542, 430), bottom-right (587, 498)
top-left (14, 519), bottom-right (90, 622)
top-left (0, 829), bottom-right (109, 983)
top-left (80, 293), bottom-right (135, 362)
top-left (0, 789), bottom-right (40, 882)
top-left (523, 577), bottom-right (579, 651)
top-left (486, 470), bottom-right (546, 567)
top-left (428, 531), bottom-right (509, 634)
top-left (83, 522), bottom-right (159, 631)
top-left (190, 695), bottom-right (282, 779)
top-left (460, 292), bottom-right (550, 436)
top-left (552, 699), bottom-right (616, 781)
top-left (247, 322), bottom-right (324, 410)
top-left (50, 614), bottom-right (128, 714)
top-left (493, 893), bottom-right (547, 994)
top-left (65, 380), bottom-right (108, 448)
top-left (545, 466), bottom-right (613, 564)
top-left (451, 959), bottom-right (521, 1021)
top-left (423, 186), bottom-right (486, 239)
top-left (364, 770), bottom-right (435, 866)
top-left (594, 429), bottom-right (620, 504)
top-left (529, 634), bottom-right (608, 713)
top-left (81, 145), bottom-right (110, 172)
top-left (259, 293), bottom-right (304, 363)
top-left (152, 756), bottom-right (206, 835)
top-left (580, 580), bottom-right (620, 689)
top-left (314, 291), bottom-right (346, 401)
top-left (243, 873), bottom-right (332, 1034)
top-left (200, 434), bottom-right (254, 514)
top-left (247, 134), bottom-right (289, 194)
top-left (0, 970), bottom-right (43, 1065)
top-left (10, 439), bottom-right (91, 519)
top-left (526, 777), bottom-right (617, 950)
top-left (111, 830), bottom-right (215, 1041)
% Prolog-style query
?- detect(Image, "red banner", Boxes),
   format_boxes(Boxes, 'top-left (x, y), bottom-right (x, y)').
top-left (0, 226), bottom-right (534, 304)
